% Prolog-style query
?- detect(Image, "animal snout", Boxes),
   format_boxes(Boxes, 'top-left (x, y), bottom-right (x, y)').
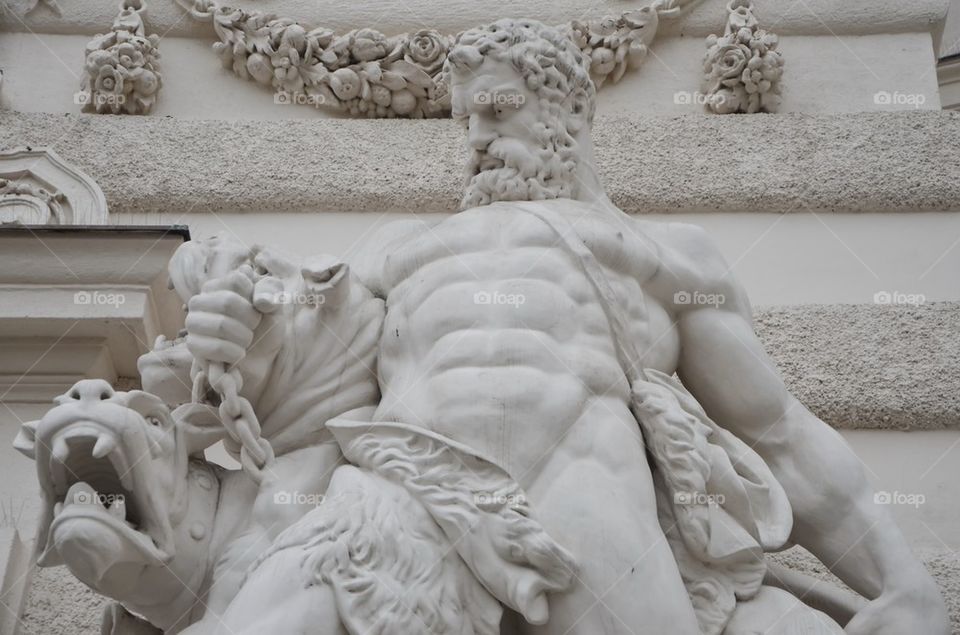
top-left (66, 379), bottom-right (115, 404)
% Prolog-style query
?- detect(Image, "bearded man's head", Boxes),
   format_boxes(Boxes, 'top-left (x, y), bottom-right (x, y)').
top-left (446, 19), bottom-right (597, 209)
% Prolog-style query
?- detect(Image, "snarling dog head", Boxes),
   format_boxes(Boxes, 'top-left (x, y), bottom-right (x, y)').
top-left (14, 379), bottom-right (222, 599)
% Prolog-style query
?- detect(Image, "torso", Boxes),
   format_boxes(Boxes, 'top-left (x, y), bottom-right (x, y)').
top-left (358, 200), bottom-right (689, 484)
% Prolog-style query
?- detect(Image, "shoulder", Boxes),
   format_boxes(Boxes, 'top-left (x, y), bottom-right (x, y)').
top-left (636, 219), bottom-right (752, 318)
top-left (350, 216), bottom-right (443, 297)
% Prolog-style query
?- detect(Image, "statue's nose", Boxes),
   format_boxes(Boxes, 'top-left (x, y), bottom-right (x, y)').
top-left (66, 379), bottom-right (115, 404)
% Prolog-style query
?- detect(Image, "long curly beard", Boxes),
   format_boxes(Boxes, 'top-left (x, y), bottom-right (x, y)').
top-left (460, 135), bottom-right (579, 210)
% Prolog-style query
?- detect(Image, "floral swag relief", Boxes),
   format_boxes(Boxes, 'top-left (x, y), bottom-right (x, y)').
top-left (702, 0), bottom-right (783, 114)
top-left (79, 0), bottom-right (162, 115)
top-left (173, 0), bottom-right (696, 118)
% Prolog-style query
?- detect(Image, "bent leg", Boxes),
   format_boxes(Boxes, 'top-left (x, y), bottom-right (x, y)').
top-left (724, 586), bottom-right (844, 635)
top-left (212, 548), bottom-right (345, 635)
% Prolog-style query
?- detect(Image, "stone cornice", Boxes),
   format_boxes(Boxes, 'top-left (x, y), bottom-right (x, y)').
top-left (754, 302), bottom-right (960, 431)
top-left (2, 110), bottom-right (959, 216)
top-left (0, 0), bottom-right (950, 41)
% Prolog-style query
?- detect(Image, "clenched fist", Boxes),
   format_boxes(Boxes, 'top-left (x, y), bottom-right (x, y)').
top-left (185, 266), bottom-right (262, 367)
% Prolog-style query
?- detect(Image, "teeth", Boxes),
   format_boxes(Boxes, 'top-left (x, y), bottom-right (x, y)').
top-left (108, 497), bottom-right (126, 521)
top-left (92, 434), bottom-right (116, 459)
top-left (118, 468), bottom-right (134, 492)
top-left (52, 437), bottom-right (70, 464)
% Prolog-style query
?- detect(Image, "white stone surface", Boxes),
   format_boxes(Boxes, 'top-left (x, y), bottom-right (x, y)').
top-left (0, 0), bottom-right (950, 41)
top-left (111, 211), bottom-right (960, 306)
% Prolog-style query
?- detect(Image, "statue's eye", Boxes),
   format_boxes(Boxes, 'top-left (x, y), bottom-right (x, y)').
top-left (146, 416), bottom-right (162, 427)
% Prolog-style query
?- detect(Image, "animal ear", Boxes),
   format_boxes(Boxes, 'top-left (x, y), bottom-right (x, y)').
top-left (172, 403), bottom-right (225, 457)
top-left (12, 420), bottom-right (39, 460)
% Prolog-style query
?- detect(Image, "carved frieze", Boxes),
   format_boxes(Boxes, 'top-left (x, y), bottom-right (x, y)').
top-left (173, 0), bottom-right (698, 117)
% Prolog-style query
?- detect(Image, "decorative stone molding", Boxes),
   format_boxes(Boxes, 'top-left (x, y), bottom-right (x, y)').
top-left (79, 0), bottom-right (162, 115)
top-left (26, 0), bottom-right (60, 16)
top-left (173, 0), bottom-right (697, 117)
top-left (0, 147), bottom-right (108, 224)
top-left (0, 179), bottom-right (65, 225)
top-left (702, 0), bottom-right (783, 114)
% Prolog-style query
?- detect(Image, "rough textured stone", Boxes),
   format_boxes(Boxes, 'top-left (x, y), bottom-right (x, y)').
top-left (769, 547), bottom-right (960, 632)
top-left (754, 302), bottom-right (960, 431)
top-left (1, 111), bottom-right (959, 216)
top-left (18, 565), bottom-right (106, 635)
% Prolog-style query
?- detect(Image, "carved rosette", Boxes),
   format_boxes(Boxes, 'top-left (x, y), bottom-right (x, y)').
top-left (78, 0), bottom-right (162, 115)
top-left (702, 0), bottom-right (783, 114)
top-left (175, 0), bottom-right (698, 118)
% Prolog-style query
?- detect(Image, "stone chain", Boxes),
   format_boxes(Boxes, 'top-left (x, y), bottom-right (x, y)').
top-left (193, 360), bottom-right (274, 484)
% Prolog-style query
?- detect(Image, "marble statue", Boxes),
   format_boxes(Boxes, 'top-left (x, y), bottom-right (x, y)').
top-left (16, 17), bottom-right (949, 635)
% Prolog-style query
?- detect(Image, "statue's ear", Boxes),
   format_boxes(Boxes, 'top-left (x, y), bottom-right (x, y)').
top-left (172, 403), bottom-right (225, 457)
top-left (12, 419), bottom-right (39, 460)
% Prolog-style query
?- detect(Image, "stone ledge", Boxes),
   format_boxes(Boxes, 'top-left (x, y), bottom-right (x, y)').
top-left (0, 0), bottom-right (948, 41)
top-left (1, 110), bottom-right (959, 216)
top-left (755, 302), bottom-right (960, 431)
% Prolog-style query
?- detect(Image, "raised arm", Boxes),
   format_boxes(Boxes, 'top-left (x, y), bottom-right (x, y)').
top-left (653, 223), bottom-right (949, 635)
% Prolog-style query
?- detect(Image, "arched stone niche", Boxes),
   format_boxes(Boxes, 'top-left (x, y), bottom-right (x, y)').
top-left (0, 147), bottom-right (108, 225)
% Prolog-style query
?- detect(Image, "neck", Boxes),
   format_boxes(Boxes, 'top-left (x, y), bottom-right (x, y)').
top-left (129, 463), bottom-right (220, 632)
top-left (571, 127), bottom-right (617, 213)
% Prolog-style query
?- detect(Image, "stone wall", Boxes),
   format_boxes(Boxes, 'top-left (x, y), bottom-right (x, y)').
top-left (2, 110), bottom-right (959, 216)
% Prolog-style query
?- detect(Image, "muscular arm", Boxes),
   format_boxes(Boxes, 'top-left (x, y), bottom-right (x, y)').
top-left (653, 223), bottom-right (948, 633)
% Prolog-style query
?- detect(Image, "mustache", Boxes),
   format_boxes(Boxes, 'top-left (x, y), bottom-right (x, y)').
top-left (468, 137), bottom-right (541, 179)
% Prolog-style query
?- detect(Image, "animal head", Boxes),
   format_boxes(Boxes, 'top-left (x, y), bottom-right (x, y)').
top-left (13, 379), bottom-right (223, 599)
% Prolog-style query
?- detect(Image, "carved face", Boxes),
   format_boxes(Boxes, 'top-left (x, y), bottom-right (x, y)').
top-left (451, 57), bottom-right (582, 209)
top-left (14, 380), bottom-right (219, 598)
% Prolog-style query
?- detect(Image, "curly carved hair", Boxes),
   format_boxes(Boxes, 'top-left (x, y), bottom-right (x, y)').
top-left (446, 18), bottom-right (597, 124)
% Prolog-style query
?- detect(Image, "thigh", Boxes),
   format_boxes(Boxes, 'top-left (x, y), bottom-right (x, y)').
top-left (724, 586), bottom-right (844, 635)
top-left (213, 549), bottom-right (345, 635)
top-left (521, 451), bottom-right (700, 635)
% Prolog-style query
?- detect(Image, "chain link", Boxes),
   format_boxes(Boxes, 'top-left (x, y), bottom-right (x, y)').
top-left (193, 360), bottom-right (274, 484)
